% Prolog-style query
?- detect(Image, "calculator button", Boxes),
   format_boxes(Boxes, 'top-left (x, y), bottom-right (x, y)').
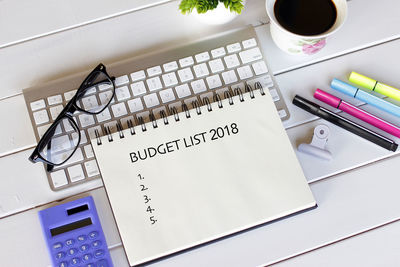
top-left (91, 240), bottom-right (102, 248)
top-left (70, 257), bottom-right (80, 265)
top-left (94, 250), bottom-right (104, 258)
top-left (55, 251), bottom-right (66, 260)
top-left (53, 242), bottom-right (63, 250)
top-left (89, 231), bottom-right (99, 239)
top-left (96, 259), bottom-right (109, 267)
top-left (77, 235), bottom-right (87, 242)
top-left (83, 253), bottom-right (92, 262)
top-left (80, 244), bottom-right (90, 252)
top-left (86, 263), bottom-right (95, 267)
top-left (59, 261), bottom-right (68, 267)
top-left (68, 248), bottom-right (78, 256)
top-left (65, 239), bottom-right (75, 246)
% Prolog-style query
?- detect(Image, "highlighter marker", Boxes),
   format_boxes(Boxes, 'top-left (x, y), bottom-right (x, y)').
top-left (331, 79), bottom-right (400, 117)
top-left (314, 89), bottom-right (400, 138)
top-left (349, 72), bottom-right (400, 101)
top-left (292, 95), bottom-right (398, 152)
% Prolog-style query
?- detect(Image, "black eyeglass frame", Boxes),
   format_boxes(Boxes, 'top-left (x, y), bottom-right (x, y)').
top-left (29, 63), bottom-right (115, 171)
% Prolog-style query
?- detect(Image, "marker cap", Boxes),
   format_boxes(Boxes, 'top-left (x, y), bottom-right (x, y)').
top-left (314, 89), bottom-right (341, 107)
top-left (349, 72), bottom-right (376, 90)
top-left (331, 78), bottom-right (358, 97)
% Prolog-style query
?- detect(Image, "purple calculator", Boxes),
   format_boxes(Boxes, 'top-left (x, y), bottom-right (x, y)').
top-left (39, 196), bottom-right (113, 267)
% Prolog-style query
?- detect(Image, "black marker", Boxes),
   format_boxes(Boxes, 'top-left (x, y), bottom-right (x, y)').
top-left (293, 95), bottom-right (398, 152)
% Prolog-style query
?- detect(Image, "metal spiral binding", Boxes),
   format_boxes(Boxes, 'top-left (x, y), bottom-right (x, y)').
top-left (96, 84), bottom-right (267, 145)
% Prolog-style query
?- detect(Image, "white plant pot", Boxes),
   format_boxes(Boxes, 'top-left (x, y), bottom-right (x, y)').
top-left (192, 2), bottom-right (243, 25)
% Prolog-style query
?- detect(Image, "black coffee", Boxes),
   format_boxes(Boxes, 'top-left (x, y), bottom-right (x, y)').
top-left (274, 0), bottom-right (337, 36)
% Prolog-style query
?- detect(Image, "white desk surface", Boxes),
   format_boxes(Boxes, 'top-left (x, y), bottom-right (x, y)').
top-left (1, 0), bottom-right (400, 266)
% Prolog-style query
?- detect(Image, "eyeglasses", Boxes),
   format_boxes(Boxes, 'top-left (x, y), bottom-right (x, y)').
top-left (29, 64), bottom-right (115, 171)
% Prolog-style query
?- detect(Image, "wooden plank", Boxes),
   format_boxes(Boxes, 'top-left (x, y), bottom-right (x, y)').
top-left (272, 219), bottom-right (400, 267)
top-left (0, 188), bottom-right (124, 267)
top-left (0, 0), bottom-right (171, 48)
top-left (0, 149), bottom-right (103, 218)
top-left (0, 0), bottom-right (267, 100)
top-left (2, 150), bottom-right (400, 266)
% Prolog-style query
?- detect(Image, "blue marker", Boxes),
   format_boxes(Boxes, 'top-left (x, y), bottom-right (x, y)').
top-left (331, 79), bottom-right (400, 117)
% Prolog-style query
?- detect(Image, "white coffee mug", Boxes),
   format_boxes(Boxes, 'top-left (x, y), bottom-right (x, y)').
top-left (266, 0), bottom-right (347, 55)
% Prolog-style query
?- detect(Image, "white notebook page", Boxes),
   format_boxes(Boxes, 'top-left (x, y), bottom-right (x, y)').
top-left (92, 91), bottom-right (316, 266)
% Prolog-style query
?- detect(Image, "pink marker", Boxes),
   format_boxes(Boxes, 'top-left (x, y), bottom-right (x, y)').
top-left (314, 89), bottom-right (400, 138)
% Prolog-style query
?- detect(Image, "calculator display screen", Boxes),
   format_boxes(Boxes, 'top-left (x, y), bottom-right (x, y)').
top-left (50, 217), bottom-right (92, 236)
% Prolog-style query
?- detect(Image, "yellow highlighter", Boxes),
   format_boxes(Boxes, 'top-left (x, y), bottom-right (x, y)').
top-left (349, 72), bottom-right (400, 101)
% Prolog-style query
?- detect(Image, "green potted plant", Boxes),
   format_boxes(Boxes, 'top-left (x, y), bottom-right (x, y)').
top-left (179, 0), bottom-right (245, 25)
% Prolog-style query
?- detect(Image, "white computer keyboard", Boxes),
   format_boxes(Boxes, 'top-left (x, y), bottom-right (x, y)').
top-left (24, 26), bottom-right (290, 191)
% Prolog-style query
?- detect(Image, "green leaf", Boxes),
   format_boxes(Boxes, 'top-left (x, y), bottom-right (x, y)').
top-left (179, 0), bottom-right (197, 14)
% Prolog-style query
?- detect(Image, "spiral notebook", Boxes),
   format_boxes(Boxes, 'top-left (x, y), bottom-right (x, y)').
top-left (92, 89), bottom-right (316, 266)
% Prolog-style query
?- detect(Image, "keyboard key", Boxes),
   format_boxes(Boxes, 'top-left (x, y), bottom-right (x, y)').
top-left (114, 75), bottom-right (129, 86)
top-left (222, 70), bottom-right (238, 85)
top-left (278, 109), bottom-right (287, 118)
top-left (84, 145), bottom-right (94, 158)
top-left (37, 123), bottom-right (62, 138)
top-left (68, 164), bottom-right (85, 182)
top-left (146, 77), bottom-right (163, 91)
top-left (131, 81), bottom-right (147, 96)
top-left (163, 61), bottom-right (178, 72)
top-left (252, 61), bottom-right (268, 75)
top-left (49, 134), bottom-right (72, 153)
top-left (96, 108), bottom-right (111, 123)
top-left (175, 84), bottom-right (192, 98)
top-left (237, 65), bottom-right (253, 80)
top-left (81, 95), bottom-right (99, 111)
top-left (33, 109), bottom-right (49, 125)
top-left (99, 90), bottom-right (115, 105)
top-left (78, 114), bottom-right (95, 128)
top-left (130, 70), bottom-right (146, 82)
top-left (242, 38), bottom-right (257, 49)
top-left (120, 116), bottom-right (135, 129)
top-left (195, 52), bottom-right (210, 63)
top-left (193, 63), bottom-right (209, 78)
top-left (227, 42), bottom-right (241, 53)
top-left (30, 99), bottom-right (45, 111)
top-left (143, 93), bottom-right (160, 108)
top-left (159, 88), bottom-right (176, 103)
top-left (162, 72), bottom-right (178, 87)
top-left (208, 59), bottom-right (225, 73)
top-left (87, 126), bottom-right (103, 140)
top-left (111, 103), bottom-right (128, 117)
top-left (127, 98), bottom-right (144, 113)
top-left (211, 47), bottom-right (226, 58)
top-left (224, 54), bottom-right (240, 69)
top-left (191, 79), bottom-right (207, 94)
top-left (50, 170), bottom-right (68, 188)
top-left (147, 66), bottom-right (162, 77)
top-left (215, 87), bottom-right (230, 98)
top-left (56, 148), bottom-right (84, 169)
top-left (269, 88), bottom-right (280, 102)
top-left (64, 89), bottom-right (77, 101)
top-left (230, 82), bottom-right (246, 92)
top-left (98, 83), bottom-right (113, 91)
top-left (239, 47), bottom-right (263, 64)
top-left (85, 160), bottom-right (100, 177)
top-left (85, 87), bottom-right (97, 95)
top-left (179, 56), bottom-right (194, 67)
top-left (47, 95), bottom-right (63, 105)
top-left (248, 75), bottom-right (274, 89)
top-left (71, 130), bottom-right (87, 145)
top-left (114, 86), bottom-right (131, 101)
top-left (177, 68), bottom-right (194, 83)
top-left (63, 117), bottom-right (77, 132)
top-left (206, 74), bottom-right (222, 89)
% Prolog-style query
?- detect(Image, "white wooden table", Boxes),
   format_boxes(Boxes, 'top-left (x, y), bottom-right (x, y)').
top-left (1, 0), bottom-right (400, 266)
